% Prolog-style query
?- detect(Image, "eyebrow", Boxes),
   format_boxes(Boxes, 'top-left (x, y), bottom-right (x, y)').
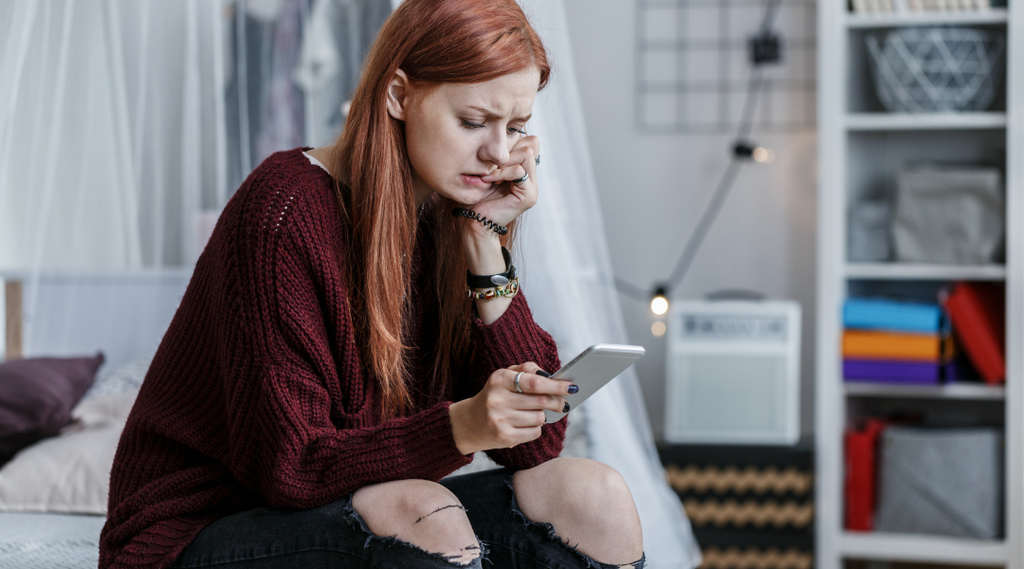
top-left (467, 105), bottom-right (532, 123)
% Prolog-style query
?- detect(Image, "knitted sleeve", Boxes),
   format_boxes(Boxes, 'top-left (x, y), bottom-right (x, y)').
top-left (217, 189), bottom-right (471, 509)
top-left (464, 293), bottom-right (568, 469)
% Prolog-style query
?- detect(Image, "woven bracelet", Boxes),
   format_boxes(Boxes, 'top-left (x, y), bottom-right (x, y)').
top-left (467, 278), bottom-right (520, 300)
top-left (452, 208), bottom-right (508, 236)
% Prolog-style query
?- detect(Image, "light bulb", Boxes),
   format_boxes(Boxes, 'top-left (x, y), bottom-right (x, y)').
top-left (752, 146), bottom-right (775, 163)
top-left (650, 287), bottom-right (669, 316)
top-left (651, 321), bottom-right (667, 337)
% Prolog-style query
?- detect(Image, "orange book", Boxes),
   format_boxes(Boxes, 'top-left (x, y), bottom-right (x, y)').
top-left (842, 330), bottom-right (954, 362)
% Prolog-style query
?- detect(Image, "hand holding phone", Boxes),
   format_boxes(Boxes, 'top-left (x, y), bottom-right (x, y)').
top-left (543, 344), bottom-right (645, 423)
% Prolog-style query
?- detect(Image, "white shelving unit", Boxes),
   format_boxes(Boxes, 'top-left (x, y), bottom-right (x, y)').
top-left (816, 3), bottom-right (1024, 569)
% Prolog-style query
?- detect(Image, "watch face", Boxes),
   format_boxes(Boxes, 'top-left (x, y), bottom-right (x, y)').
top-left (490, 275), bottom-right (510, 286)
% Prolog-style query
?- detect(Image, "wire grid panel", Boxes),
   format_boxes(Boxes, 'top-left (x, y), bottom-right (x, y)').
top-left (636, 0), bottom-right (817, 134)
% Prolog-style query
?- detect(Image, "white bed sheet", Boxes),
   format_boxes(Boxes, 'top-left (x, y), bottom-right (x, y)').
top-left (0, 512), bottom-right (105, 569)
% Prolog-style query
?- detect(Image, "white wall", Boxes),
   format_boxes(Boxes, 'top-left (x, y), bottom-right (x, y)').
top-left (562, 0), bottom-right (818, 438)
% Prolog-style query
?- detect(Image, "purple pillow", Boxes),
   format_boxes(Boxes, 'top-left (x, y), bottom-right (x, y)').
top-left (0, 354), bottom-right (104, 463)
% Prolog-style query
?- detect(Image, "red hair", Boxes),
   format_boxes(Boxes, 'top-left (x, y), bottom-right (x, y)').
top-left (332, 0), bottom-right (550, 418)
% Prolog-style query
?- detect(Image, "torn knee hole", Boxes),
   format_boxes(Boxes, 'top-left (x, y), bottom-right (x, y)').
top-left (415, 503), bottom-right (468, 524)
top-left (442, 543), bottom-right (482, 565)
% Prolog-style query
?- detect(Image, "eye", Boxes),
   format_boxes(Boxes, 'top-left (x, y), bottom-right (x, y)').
top-left (461, 120), bottom-right (485, 129)
top-left (507, 126), bottom-right (527, 136)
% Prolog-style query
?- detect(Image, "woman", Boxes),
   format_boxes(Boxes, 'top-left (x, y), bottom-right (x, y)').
top-left (100, 1), bottom-right (644, 567)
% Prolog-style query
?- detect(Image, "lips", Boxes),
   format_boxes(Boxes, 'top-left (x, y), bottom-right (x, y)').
top-left (461, 174), bottom-right (490, 186)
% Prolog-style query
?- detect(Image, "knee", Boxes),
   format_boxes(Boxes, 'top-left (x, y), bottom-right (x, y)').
top-left (513, 457), bottom-right (642, 540)
top-left (352, 479), bottom-right (474, 539)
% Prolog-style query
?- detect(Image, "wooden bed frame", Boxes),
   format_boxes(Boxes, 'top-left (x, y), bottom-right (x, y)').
top-left (5, 280), bottom-right (22, 360)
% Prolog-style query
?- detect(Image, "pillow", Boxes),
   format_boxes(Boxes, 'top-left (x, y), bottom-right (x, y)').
top-left (0, 354), bottom-right (104, 464)
top-left (0, 390), bottom-right (137, 514)
top-left (81, 353), bottom-right (153, 401)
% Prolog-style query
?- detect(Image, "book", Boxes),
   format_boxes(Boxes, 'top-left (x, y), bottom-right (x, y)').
top-left (843, 298), bottom-right (943, 333)
top-left (844, 359), bottom-right (955, 384)
top-left (845, 419), bottom-right (886, 531)
top-left (843, 330), bottom-right (954, 362)
top-left (944, 282), bottom-right (1005, 384)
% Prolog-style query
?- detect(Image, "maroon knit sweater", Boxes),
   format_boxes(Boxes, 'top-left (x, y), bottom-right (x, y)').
top-left (99, 148), bottom-right (565, 569)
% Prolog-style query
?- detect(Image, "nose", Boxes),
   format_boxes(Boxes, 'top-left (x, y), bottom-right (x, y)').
top-left (478, 127), bottom-right (510, 167)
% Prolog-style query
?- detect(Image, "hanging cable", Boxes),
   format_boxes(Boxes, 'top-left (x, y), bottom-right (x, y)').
top-left (615, 0), bottom-right (782, 309)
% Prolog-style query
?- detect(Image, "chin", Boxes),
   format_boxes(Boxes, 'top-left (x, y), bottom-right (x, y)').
top-left (442, 187), bottom-right (488, 207)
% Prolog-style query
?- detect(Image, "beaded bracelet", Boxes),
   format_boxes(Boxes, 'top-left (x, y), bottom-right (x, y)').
top-left (452, 208), bottom-right (509, 236)
top-left (467, 278), bottom-right (520, 300)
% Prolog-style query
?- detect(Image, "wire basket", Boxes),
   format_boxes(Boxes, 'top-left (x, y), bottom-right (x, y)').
top-left (866, 27), bottom-right (1004, 113)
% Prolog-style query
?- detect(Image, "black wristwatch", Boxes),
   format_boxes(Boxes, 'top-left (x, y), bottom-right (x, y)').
top-left (467, 247), bottom-right (516, 288)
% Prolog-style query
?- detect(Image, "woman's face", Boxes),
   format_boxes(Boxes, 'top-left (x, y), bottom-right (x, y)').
top-left (388, 67), bottom-right (541, 205)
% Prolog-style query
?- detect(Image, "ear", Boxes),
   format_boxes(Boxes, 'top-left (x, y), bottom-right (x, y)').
top-left (386, 69), bottom-right (411, 121)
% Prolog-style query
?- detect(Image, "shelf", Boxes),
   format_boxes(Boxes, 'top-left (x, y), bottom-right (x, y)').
top-left (840, 532), bottom-right (1006, 564)
top-left (846, 8), bottom-right (1008, 29)
top-left (845, 381), bottom-right (1005, 400)
top-left (845, 112), bottom-right (1008, 131)
top-left (845, 263), bottom-right (1006, 281)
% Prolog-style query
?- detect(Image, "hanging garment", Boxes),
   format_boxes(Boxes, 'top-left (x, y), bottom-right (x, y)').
top-left (293, 0), bottom-right (392, 147)
top-left (224, 0), bottom-right (309, 193)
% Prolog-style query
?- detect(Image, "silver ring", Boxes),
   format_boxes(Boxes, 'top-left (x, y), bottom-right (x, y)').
top-left (512, 172), bottom-right (529, 185)
top-left (514, 371), bottom-right (524, 393)
top-left (535, 155), bottom-right (541, 166)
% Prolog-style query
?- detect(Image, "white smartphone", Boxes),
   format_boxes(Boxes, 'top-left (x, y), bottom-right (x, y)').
top-left (543, 343), bottom-right (645, 423)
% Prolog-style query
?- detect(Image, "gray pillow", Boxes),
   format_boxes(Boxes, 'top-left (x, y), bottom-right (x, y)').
top-left (82, 354), bottom-right (153, 401)
top-left (0, 354), bottom-right (104, 464)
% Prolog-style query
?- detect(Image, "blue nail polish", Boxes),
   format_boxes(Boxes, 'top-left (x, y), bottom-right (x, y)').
top-left (537, 370), bottom-right (551, 378)
top-left (568, 384), bottom-right (579, 394)
top-left (562, 402), bottom-right (570, 413)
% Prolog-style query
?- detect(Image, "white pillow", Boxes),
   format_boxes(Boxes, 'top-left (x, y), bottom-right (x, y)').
top-left (0, 390), bottom-right (137, 514)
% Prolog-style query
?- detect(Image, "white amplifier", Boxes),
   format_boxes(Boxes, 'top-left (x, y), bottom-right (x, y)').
top-left (664, 300), bottom-right (801, 445)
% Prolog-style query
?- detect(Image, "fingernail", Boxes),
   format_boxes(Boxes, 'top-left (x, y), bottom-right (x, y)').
top-left (562, 402), bottom-right (570, 413)
top-left (537, 370), bottom-right (551, 377)
top-left (568, 384), bottom-right (579, 394)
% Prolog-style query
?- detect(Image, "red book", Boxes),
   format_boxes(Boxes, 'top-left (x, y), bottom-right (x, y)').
top-left (845, 419), bottom-right (886, 531)
top-left (944, 282), bottom-right (1006, 384)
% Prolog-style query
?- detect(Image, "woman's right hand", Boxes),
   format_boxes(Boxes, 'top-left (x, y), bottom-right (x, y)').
top-left (449, 362), bottom-right (574, 456)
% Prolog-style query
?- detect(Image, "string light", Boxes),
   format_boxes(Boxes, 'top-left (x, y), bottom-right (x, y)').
top-left (651, 321), bottom-right (667, 337)
top-left (752, 146), bottom-right (775, 163)
top-left (650, 286), bottom-right (669, 316)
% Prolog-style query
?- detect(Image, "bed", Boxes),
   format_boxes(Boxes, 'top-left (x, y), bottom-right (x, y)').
top-left (0, 270), bottom-right (594, 568)
top-left (0, 271), bottom-right (191, 568)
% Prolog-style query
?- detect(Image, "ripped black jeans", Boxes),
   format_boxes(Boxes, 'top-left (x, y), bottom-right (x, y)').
top-left (168, 468), bottom-right (646, 569)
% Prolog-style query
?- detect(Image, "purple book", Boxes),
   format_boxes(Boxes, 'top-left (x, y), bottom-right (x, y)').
top-left (843, 359), bottom-right (956, 385)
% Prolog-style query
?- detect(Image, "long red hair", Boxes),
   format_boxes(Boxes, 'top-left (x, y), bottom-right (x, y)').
top-left (332, 0), bottom-right (550, 418)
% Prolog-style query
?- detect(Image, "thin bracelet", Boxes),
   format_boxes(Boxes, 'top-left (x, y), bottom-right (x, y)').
top-left (467, 278), bottom-right (520, 300)
top-left (452, 208), bottom-right (508, 236)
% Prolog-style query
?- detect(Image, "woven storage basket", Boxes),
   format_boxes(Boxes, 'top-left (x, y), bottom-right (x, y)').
top-left (866, 27), bottom-right (1004, 113)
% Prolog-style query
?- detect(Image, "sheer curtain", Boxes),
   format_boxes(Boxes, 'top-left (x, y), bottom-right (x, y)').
top-left (0, 1), bottom-right (700, 565)
top-left (518, 2), bottom-right (700, 567)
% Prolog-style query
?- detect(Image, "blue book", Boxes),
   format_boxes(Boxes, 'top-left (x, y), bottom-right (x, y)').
top-left (844, 298), bottom-right (944, 333)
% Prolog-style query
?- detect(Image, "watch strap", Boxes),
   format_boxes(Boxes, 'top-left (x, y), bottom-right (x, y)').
top-left (467, 247), bottom-right (515, 289)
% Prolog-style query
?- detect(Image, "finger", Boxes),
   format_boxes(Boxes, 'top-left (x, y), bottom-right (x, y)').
top-left (516, 372), bottom-right (578, 397)
top-left (481, 142), bottom-right (538, 184)
top-left (481, 163), bottom-right (527, 184)
top-left (509, 425), bottom-right (544, 446)
top-left (511, 393), bottom-right (565, 414)
top-left (506, 409), bottom-right (549, 428)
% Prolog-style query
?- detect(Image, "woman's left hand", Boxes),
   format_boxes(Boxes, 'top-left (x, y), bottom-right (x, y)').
top-left (469, 135), bottom-right (540, 228)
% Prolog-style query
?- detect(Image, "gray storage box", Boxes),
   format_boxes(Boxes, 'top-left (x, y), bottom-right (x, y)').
top-left (876, 427), bottom-right (1003, 538)
top-left (892, 164), bottom-right (1004, 265)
